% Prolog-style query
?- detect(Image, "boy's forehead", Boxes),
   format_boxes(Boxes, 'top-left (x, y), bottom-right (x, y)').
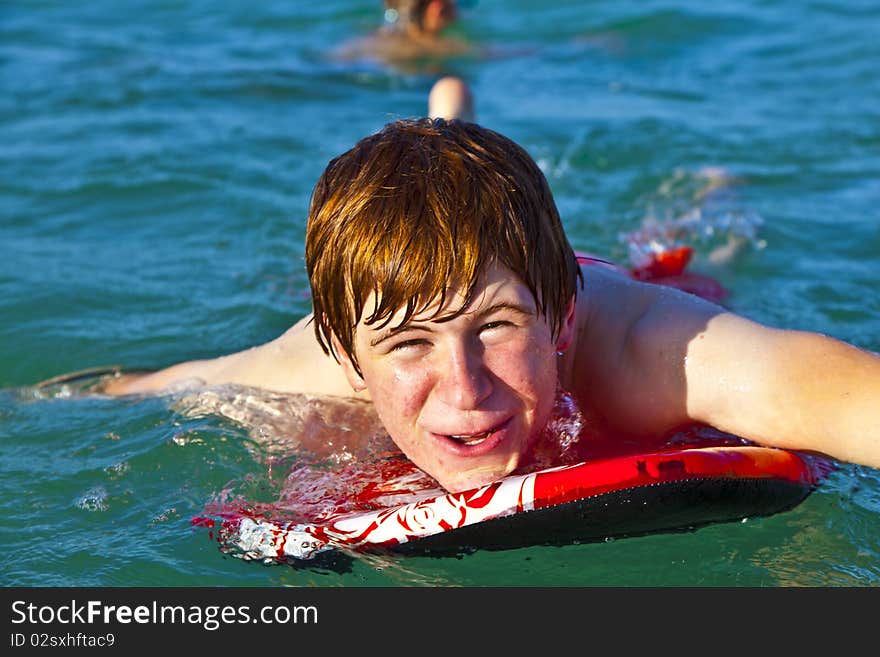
top-left (358, 263), bottom-right (535, 329)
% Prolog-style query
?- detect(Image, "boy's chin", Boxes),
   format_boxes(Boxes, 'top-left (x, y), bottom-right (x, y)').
top-left (437, 464), bottom-right (514, 493)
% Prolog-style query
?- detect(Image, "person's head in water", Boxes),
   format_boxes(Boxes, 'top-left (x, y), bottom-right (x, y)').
top-left (305, 118), bottom-right (581, 491)
top-left (384, 0), bottom-right (458, 37)
top-left (428, 76), bottom-right (475, 122)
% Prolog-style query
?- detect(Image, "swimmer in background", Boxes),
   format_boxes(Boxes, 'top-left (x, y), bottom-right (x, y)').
top-left (336, 1), bottom-right (470, 68)
top-left (428, 75), bottom-right (475, 122)
top-left (385, 0), bottom-right (459, 40)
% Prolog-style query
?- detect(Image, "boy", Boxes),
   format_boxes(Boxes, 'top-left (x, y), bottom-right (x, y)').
top-left (102, 118), bottom-right (880, 492)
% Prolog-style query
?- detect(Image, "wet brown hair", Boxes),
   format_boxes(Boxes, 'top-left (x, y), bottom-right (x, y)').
top-left (306, 118), bottom-right (582, 375)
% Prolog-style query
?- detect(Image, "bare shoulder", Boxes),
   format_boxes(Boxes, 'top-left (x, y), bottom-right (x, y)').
top-left (333, 28), bottom-right (469, 65)
top-left (570, 263), bottom-right (880, 466)
top-left (102, 314), bottom-right (355, 398)
top-left (565, 264), bottom-right (726, 437)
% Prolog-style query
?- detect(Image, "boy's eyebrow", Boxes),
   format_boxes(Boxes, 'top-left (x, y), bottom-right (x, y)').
top-left (473, 301), bottom-right (535, 321)
top-left (367, 302), bottom-right (534, 348)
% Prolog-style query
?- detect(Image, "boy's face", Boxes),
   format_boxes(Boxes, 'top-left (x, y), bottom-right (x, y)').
top-left (336, 263), bottom-right (575, 492)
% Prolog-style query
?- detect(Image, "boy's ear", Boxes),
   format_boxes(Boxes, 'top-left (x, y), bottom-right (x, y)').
top-left (330, 332), bottom-right (367, 392)
top-left (555, 296), bottom-right (577, 353)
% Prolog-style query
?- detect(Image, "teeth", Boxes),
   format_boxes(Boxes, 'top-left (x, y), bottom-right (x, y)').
top-left (449, 431), bottom-right (491, 445)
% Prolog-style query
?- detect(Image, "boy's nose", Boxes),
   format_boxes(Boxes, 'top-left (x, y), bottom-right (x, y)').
top-left (434, 344), bottom-right (492, 410)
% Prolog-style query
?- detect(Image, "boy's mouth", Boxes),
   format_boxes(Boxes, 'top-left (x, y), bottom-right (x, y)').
top-left (429, 417), bottom-right (514, 456)
top-left (447, 430), bottom-right (493, 446)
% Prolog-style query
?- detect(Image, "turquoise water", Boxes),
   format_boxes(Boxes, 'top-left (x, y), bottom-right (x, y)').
top-left (2, 1), bottom-right (879, 586)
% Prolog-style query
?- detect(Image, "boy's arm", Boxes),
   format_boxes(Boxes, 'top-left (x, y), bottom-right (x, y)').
top-left (101, 314), bottom-right (356, 398)
top-left (610, 275), bottom-right (880, 469)
top-left (680, 312), bottom-right (880, 467)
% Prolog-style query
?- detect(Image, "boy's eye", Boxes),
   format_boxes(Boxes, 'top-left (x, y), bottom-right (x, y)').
top-left (389, 338), bottom-right (428, 352)
top-left (481, 320), bottom-right (513, 332)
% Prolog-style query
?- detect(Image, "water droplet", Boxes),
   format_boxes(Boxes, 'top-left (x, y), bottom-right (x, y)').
top-left (75, 487), bottom-right (108, 512)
